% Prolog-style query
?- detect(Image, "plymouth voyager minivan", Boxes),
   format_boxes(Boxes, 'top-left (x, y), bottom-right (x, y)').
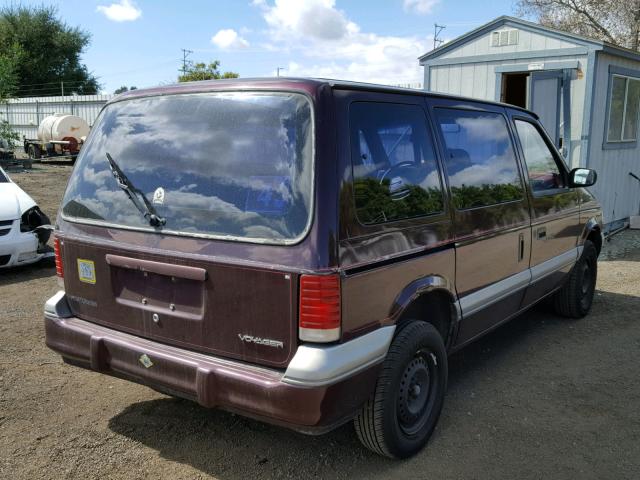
top-left (45, 78), bottom-right (602, 458)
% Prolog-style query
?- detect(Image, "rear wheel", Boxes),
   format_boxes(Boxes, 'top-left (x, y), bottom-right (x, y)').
top-left (553, 240), bottom-right (598, 318)
top-left (27, 144), bottom-right (41, 159)
top-left (354, 321), bottom-right (447, 459)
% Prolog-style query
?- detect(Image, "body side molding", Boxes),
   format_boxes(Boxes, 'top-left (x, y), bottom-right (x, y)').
top-left (530, 247), bottom-right (582, 283)
top-left (459, 270), bottom-right (531, 318)
top-left (458, 247), bottom-right (583, 318)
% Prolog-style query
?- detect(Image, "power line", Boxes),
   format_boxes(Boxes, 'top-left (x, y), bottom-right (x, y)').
top-left (17, 84), bottom-right (86, 91)
top-left (14, 80), bottom-right (88, 88)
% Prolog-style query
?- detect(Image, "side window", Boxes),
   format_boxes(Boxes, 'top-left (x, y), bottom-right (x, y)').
top-left (435, 108), bottom-right (524, 210)
top-left (515, 120), bottom-right (566, 192)
top-left (349, 102), bottom-right (444, 225)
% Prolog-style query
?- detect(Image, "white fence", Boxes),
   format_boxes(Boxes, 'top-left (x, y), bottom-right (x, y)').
top-left (394, 82), bottom-right (424, 89)
top-left (1, 86), bottom-right (425, 145)
top-left (0, 94), bottom-right (114, 142)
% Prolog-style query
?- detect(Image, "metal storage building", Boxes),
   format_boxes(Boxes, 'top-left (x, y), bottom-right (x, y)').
top-left (420, 16), bottom-right (640, 228)
top-left (1, 94), bottom-right (112, 141)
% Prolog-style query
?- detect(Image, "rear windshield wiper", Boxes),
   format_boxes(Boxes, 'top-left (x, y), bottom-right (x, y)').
top-left (105, 152), bottom-right (166, 228)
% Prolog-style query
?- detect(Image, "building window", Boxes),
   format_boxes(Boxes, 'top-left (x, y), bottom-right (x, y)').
top-left (607, 74), bottom-right (640, 143)
top-left (491, 29), bottom-right (519, 47)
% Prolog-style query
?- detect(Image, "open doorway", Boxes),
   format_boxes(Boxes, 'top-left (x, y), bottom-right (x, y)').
top-left (501, 72), bottom-right (529, 108)
top-left (500, 70), bottom-right (566, 150)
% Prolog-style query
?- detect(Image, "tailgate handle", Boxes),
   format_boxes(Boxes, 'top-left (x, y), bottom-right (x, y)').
top-left (105, 254), bottom-right (207, 282)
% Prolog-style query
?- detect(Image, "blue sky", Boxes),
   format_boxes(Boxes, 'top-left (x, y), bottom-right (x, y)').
top-left (14, 0), bottom-right (517, 94)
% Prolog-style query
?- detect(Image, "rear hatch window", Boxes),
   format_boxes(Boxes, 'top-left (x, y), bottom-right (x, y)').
top-left (62, 92), bottom-right (314, 244)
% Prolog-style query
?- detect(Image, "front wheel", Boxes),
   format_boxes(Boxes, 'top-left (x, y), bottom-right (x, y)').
top-left (553, 240), bottom-right (598, 318)
top-left (354, 321), bottom-right (447, 459)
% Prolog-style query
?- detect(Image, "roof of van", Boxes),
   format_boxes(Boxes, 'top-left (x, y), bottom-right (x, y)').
top-left (112, 77), bottom-right (538, 118)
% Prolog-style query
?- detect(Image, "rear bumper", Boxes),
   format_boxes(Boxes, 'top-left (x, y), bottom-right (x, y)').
top-left (44, 293), bottom-right (388, 433)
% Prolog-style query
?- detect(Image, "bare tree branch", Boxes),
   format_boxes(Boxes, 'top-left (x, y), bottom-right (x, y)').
top-left (516, 0), bottom-right (640, 51)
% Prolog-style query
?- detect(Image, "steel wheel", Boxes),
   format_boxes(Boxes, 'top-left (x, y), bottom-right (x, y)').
top-left (397, 351), bottom-right (438, 436)
top-left (354, 321), bottom-right (448, 458)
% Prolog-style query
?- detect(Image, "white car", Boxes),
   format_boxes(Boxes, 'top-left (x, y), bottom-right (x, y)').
top-left (0, 167), bottom-right (53, 268)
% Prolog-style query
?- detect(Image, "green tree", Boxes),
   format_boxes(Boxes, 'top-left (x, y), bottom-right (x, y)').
top-left (114, 85), bottom-right (138, 94)
top-left (353, 178), bottom-right (444, 224)
top-left (0, 43), bottom-right (20, 101)
top-left (0, 120), bottom-right (20, 146)
top-left (0, 43), bottom-right (20, 146)
top-left (178, 60), bottom-right (239, 82)
top-left (0, 5), bottom-right (99, 96)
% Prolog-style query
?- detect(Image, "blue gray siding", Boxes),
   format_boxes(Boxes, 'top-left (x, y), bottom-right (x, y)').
top-left (588, 53), bottom-right (640, 222)
top-left (438, 27), bottom-right (579, 59)
top-left (428, 53), bottom-right (588, 168)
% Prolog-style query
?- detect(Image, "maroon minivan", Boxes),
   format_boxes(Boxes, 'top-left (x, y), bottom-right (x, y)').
top-left (45, 78), bottom-right (603, 458)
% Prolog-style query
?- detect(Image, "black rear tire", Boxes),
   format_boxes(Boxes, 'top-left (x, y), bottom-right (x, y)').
top-left (27, 144), bottom-right (41, 159)
top-left (553, 240), bottom-right (598, 318)
top-left (354, 321), bottom-right (447, 459)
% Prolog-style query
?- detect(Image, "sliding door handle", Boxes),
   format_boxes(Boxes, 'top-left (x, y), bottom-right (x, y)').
top-left (518, 232), bottom-right (525, 262)
top-left (537, 227), bottom-right (547, 240)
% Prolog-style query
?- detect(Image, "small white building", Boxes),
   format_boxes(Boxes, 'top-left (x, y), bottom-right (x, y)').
top-left (420, 16), bottom-right (640, 228)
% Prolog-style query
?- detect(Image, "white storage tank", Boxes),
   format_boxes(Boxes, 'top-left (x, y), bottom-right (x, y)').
top-left (37, 114), bottom-right (90, 143)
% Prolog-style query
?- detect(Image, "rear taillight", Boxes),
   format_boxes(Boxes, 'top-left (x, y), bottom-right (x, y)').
top-left (53, 236), bottom-right (63, 278)
top-left (299, 274), bottom-right (341, 342)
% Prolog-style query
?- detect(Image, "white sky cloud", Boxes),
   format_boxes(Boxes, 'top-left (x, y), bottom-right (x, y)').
top-left (253, 0), bottom-right (431, 86)
top-left (96, 0), bottom-right (142, 22)
top-left (211, 29), bottom-right (250, 49)
top-left (403, 0), bottom-right (440, 15)
top-left (262, 0), bottom-right (351, 41)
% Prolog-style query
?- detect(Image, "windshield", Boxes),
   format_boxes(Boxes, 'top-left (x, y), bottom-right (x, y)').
top-left (61, 92), bottom-right (314, 243)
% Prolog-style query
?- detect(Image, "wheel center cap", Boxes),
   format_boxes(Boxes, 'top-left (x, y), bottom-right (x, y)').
top-left (411, 384), bottom-right (421, 397)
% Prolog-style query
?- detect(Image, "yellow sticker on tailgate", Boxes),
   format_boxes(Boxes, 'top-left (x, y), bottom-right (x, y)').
top-left (77, 259), bottom-right (96, 284)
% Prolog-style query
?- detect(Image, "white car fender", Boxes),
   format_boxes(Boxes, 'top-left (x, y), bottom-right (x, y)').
top-left (0, 182), bottom-right (37, 221)
top-left (0, 167), bottom-right (50, 268)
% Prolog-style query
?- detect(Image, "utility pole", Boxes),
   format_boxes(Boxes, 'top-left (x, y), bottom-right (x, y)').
top-left (61, 81), bottom-right (64, 97)
top-left (276, 67), bottom-right (285, 77)
top-left (180, 48), bottom-right (193, 75)
top-left (433, 23), bottom-right (446, 50)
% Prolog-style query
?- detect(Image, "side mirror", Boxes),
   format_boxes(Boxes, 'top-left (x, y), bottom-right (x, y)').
top-left (569, 168), bottom-right (597, 187)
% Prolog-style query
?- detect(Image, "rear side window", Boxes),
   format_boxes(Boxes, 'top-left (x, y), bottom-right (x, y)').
top-left (435, 108), bottom-right (524, 210)
top-left (514, 119), bottom-right (566, 192)
top-left (349, 102), bottom-right (444, 225)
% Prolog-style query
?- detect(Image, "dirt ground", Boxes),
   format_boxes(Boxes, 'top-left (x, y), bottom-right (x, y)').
top-left (1, 164), bottom-right (639, 479)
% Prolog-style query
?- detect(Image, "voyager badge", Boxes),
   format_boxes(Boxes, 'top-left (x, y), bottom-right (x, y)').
top-left (238, 333), bottom-right (284, 349)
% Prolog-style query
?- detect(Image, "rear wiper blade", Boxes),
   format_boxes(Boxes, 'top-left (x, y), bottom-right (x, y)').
top-left (105, 152), bottom-right (166, 228)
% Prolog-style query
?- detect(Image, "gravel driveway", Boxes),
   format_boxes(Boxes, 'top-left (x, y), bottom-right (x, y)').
top-left (1, 164), bottom-right (639, 479)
